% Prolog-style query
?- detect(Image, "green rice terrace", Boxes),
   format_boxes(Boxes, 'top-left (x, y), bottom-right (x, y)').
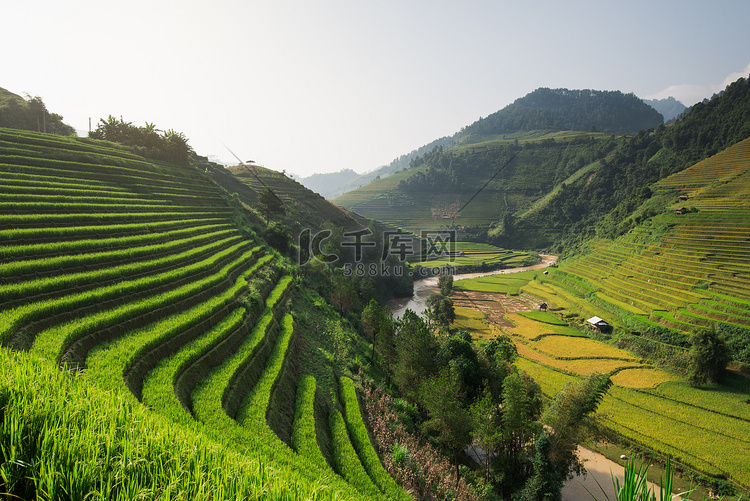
top-left (448, 137), bottom-right (750, 492)
top-left (0, 128), bottom-right (408, 500)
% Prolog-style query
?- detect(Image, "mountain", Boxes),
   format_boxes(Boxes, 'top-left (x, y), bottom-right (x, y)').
top-left (297, 169), bottom-right (361, 198)
top-left (296, 135), bottom-right (454, 199)
top-left (327, 87), bottom-right (662, 201)
top-left (643, 96), bottom-right (687, 122)
top-left (457, 87), bottom-right (664, 141)
top-left (334, 78), bottom-right (750, 252)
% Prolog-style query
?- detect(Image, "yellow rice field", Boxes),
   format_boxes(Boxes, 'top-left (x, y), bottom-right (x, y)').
top-left (610, 367), bottom-right (682, 389)
top-left (533, 335), bottom-right (638, 361)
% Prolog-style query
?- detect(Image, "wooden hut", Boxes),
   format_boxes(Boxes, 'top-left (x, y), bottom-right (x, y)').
top-left (587, 316), bottom-right (610, 332)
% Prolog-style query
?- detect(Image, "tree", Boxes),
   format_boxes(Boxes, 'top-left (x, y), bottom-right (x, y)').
top-left (688, 327), bottom-right (731, 386)
top-left (425, 293), bottom-right (455, 328)
top-left (438, 330), bottom-right (482, 401)
top-left (438, 274), bottom-right (454, 296)
top-left (257, 187), bottom-right (285, 223)
top-left (420, 368), bottom-right (473, 488)
top-left (263, 221), bottom-right (292, 256)
top-left (518, 434), bottom-right (562, 501)
top-left (499, 371), bottom-right (543, 496)
top-left (330, 275), bottom-right (358, 313)
top-left (541, 373), bottom-right (611, 483)
top-left (393, 309), bottom-right (437, 401)
top-left (470, 385), bottom-right (503, 483)
top-left (361, 299), bottom-right (395, 371)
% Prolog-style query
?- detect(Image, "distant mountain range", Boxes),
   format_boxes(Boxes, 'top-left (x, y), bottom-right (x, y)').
top-left (298, 87), bottom-right (675, 199)
top-left (643, 96), bottom-right (687, 122)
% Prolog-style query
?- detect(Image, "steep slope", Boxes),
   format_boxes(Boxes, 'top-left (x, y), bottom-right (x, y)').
top-left (0, 127), bottom-right (406, 500)
top-left (515, 137), bottom-right (750, 489)
top-left (216, 163), bottom-right (369, 232)
top-left (333, 131), bottom-right (619, 238)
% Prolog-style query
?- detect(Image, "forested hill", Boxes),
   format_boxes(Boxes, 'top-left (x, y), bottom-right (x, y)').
top-left (333, 76), bottom-right (750, 254)
top-left (520, 75), bottom-right (750, 252)
top-left (458, 88), bottom-right (664, 141)
top-left (302, 87), bottom-right (664, 199)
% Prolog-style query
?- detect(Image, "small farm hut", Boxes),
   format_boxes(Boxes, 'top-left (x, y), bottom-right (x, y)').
top-left (678, 195), bottom-right (689, 201)
top-left (587, 316), bottom-right (610, 332)
top-left (675, 206), bottom-right (688, 215)
top-left (539, 302), bottom-right (548, 311)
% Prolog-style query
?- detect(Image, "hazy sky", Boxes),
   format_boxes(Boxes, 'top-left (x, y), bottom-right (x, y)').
top-left (2, 1), bottom-right (750, 177)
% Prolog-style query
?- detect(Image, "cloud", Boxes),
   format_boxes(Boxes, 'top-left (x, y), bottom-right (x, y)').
top-left (646, 62), bottom-right (750, 106)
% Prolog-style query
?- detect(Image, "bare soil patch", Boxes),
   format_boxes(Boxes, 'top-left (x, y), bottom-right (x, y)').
top-left (451, 290), bottom-right (532, 329)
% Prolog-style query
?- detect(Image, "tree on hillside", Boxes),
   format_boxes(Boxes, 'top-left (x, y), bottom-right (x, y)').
top-left (0, 93), bottom-right (75, 135)
top-left (470, 385), bottom-right (503, 483)
top-left (361, 299), bottom-right (396, 372)
top-left (420, 368), bottom-right (473, 488)
top-left (499, 371), bottom-right (543, 496)
top-left (518, 434), bottom-right (562, 501)
top-left (393, 309), bottom-right (437, 401)
top-left (437, 330), bottom-right (482, 401)
top-left (688, 327), bottom-right (731, 386)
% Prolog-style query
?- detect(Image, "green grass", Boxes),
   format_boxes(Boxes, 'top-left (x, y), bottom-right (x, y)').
top-left (454, 269), bottom-right (539, 295)
top-left (330, 409), bottom-right (381, 498)
top-left (340, 377), bottom-right (410, 500)
top-left (0, 241), bottom-right (255, 346)
top-left (517, 310), bottom-right (568, 325)
top-left (27, 245), bottom-right (261, 362)
top-left (0, 349), bottom-right (347, 501)
top-left (292, 376), bottom-right (332, 471)
top-left (140, 307), bottom-right (248, 425)
top-left (0, 234), bottom-right (242, 301)
top-left (237, 313), bottom-right (295, 428)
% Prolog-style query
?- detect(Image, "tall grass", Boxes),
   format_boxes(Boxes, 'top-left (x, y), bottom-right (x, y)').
top-left (292, 376), bottom-right (332, 471)
top-left (0, 349), bottom-right (346, 501)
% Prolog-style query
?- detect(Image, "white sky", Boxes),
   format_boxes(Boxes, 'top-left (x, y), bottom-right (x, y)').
top-left (2, 1), bottom-right (749, 177)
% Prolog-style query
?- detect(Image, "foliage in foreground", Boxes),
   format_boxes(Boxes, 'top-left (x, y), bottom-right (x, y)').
top-left (0, 349), bottom-right (343, 501)
top-left (587, 457), bottom-right (698, 501)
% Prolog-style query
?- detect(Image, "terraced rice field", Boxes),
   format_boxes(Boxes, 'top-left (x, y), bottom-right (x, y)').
top-left (0, 128), bottom-right (403, 500)
top-left (414, 241), bottom-right (534, 269)
top-left (452, 262), bottom-right (750, 489)
top-left (548, 137), bottom-right (750, 334)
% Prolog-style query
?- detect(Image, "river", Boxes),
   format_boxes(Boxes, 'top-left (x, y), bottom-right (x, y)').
top-left (385, 254), bottom-right (672, 500)
top-left (386, 253), bottom-right (558, 318)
